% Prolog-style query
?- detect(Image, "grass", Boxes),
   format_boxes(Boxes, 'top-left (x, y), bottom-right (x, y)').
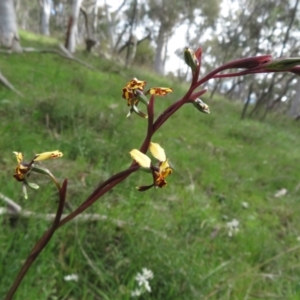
top-left (1, 32), bottom-right (300, 299)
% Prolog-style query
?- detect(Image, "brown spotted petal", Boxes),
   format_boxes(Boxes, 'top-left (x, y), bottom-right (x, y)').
top-left (125, 78), bottom-right (146, 90)
top-left (122, 87), bottom-right (135, 102)
top-left (146, 87), bottom-right (173, 96)
top-left (13, 165), bottom-right (29, 182)
top-left (154, 159), bottom-right (172, 188)
top-left (13, 152), bottom-right (30, 182)
top-left (154, 171), bottom-right (168, 188)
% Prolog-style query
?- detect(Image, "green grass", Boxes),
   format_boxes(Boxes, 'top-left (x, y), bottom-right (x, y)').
top-left (1, 33), bottom-right (300, 300)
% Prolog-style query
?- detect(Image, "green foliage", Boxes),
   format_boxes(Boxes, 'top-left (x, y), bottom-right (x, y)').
top-left (1, 33), bottom-right (300, 300)
top-left (134, 40), bottom-right (155, 68)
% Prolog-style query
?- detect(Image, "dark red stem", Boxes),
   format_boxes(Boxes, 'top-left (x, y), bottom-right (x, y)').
top-left (5, 180), bottom-right (68, 300)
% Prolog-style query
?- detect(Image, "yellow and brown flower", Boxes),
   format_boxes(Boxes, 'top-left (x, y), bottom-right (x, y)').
top-left (13, 150), bottom-right (63, 198)
top-left (13, 152), bottom-right (30, 182)
top-left (129, 142), bottom-right (172, 191)
top-left (122, 78), bottom-right (172, 118)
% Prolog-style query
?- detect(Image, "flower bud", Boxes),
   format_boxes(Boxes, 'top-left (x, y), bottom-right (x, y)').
top-left (192, 98), bottom-right (210, 114)
top-left (135, 89), bottom-right (149, 105)
top-left (184, 47), bottom-right (199, 72)
top-left (265, 57), bottom-right (300, 71)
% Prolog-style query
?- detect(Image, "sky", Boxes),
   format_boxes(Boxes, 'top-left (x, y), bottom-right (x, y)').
top-left (164, 0), bottom-right (241, 73)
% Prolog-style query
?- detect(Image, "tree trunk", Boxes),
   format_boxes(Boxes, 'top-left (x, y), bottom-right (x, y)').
top-left (93, 0), bottom-right (100, 34)
top-left (65, 0), bottom-right (83, 53)
top-left (154, 25), bottom-right (166, 74)
top-left (39, 0), bottom-right (52, 36)
top-left (241, 82), bottom-right (254, 119)
top-left (0, 0), bottom-right (22, 52)
top-left (104, 0), bottom-right (114, 51)
top-left (288, 79), bottom-right (300, 118)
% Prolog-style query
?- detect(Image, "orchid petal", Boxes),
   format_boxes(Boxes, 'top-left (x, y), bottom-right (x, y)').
top-left (125, 78), bottom-right (146, 90)
top-left (130, 149), bottom-right (151, 168)
top-left (33, 150), bottom-right (63, 161)
top-left (13, 152), bottom-right (23, 164)
top-left (132, 104), bottom-right (148, 118)
top-left (147, 87), bottom-right (173, 96)
top-left (149, 142), bottom-right (166, 162)
top-left (136, 184), bottom-right (154, 192)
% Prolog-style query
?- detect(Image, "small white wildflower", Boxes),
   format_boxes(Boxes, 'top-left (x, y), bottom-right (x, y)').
top-left (63, 274), bottom-right (79, 282)
top-left (274, 188), bottom-right (287, 198)
top-left (131, 288), bottom-right (142, 297)
top-left (135, 272), bottom-right (149, 287)
top-left (297, 236), bottom-right (300, 242)
top-left (144, 280), bottom-right (151, 292)
top-left (226, 219), bottom-right (239, 237)
top-left (131, 268), bottom-right (154, 297)
top-left (241, 201), bottom-right (249, 209)
top-left (142, 268), bottom-right (154, 280)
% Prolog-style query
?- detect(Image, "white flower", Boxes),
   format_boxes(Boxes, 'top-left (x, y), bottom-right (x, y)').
top-left (141, 268), bottom-right (154, 280)
top-left (135, 272), bottom-right (149, 287)
top-left (131, 268), bottom-right (154, 297)
top-left (131, 289), bottom-right (142, 297)
top-left (274, 188), bottom-right (287, 198)
top-left (63, 274), bottom-right (79, 282)
top-left (144, 280), bottom-right (152, 292)
top-left (241, 201), bottom-right (249, 209)
top-left (226, 219), bottom-right (239, 237)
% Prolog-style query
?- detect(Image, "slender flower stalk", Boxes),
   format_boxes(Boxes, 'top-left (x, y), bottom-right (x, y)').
top-left (5, 179), bottom-right (68, 300)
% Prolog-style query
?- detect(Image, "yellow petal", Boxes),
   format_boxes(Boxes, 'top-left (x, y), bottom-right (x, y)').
top-left (130, 149), bottom-right (151, 168)
top-left (13, 152), bottom-right (23, 164)
top-left (149, 142), bottom-right (166, 162)
top-left (33, 150), bottom-right (63, 161)
top-left (160, 159), bottom-right (170, 171)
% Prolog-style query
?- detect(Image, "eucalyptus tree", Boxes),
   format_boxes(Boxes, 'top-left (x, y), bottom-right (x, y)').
top-left (146, 0), bottom-right (220, 74)
top-left (65, 0), bottom-right (84, 52)
top-left (0, 0), bottom-right (22, 52)
top-left (202, 0), bottom-right (300, 119)
top-left (38, 0), bottom-right (52, 35)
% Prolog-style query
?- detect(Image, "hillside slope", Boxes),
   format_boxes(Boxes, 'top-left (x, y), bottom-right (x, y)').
top-left (0, 33), bottom-right (300, 300)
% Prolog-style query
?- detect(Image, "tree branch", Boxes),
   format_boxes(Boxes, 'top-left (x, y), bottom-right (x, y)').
top-left (22, 45), bottom-right (96, 70)
top-left (0, 70), bottom-right (23, 97)
top-left (0, 192), bottom-right (22, 213)
top-left (0, 193), bottom-right (167, 239)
